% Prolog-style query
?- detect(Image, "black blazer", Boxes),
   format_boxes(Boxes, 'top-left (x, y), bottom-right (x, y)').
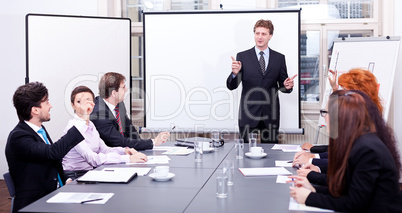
top-left (90, 97), bottom-right (153, 151)
top-left (305, 133), bottom-right (402, 212)
top-left (307, 171), bottom-right (327, 186)
top-left (5, 121), bottom-right (84, 213)
top-left (310, 145), bottom-right (328, 153)
top-left (226, 47), bottom-right (292, 128)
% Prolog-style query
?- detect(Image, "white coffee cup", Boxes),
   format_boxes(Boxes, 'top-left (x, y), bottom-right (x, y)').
top-left (250, 147), bottom-right (264, 156)
top-left (154, 166), bottom-right (169, 177)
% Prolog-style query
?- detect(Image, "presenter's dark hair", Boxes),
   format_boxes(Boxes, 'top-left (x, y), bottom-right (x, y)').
top-left (13, 82), bottom-right (48, 121)
top-left (71, 86), bottom-right (95, 103)
top-left (99, 72), bottom-right (126, 99)
top-left (253, 19), bottom-right (274, 35)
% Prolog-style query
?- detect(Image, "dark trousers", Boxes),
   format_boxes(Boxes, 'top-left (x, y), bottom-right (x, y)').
top-left (239, 120), bottom-right (279, 143)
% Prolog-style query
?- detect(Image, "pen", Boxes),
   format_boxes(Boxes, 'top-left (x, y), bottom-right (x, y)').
top-left (104, 170), bottom-right (114, 172)
top-left (287, 160), bottom-right (293, 163)
top-left (80, 198), bottom-right (103, 204)
top-left (170, 126), bottom-right (176, 133)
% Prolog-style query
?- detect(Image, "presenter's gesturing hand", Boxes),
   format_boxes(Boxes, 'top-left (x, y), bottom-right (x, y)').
top-left (231, 56), bottom-right (242, 76)
top-left (284, 74), bottom-right (297, 90)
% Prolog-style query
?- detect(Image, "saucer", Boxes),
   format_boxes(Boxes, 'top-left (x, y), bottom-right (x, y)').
top-left (149, 172), bottom-right (175, 181)
top-left (245, 152), bottom-right (267, 159)
top-left (203, 147), bottom-right (214, 153)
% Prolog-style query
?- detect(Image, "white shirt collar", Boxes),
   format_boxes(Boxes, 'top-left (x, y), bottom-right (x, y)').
top-left (255, 46), bottom-right (269, 57)
top-left (24, 120), bottom-right (46, 142)
top-left (24, 120), bottom-right (42, 132)
top-left (103, 98), bottom-right (117, 118)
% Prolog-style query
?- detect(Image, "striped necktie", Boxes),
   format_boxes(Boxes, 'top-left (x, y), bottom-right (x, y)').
top-left (37, 128), bottom-right (64, 187)
top-left (114, 106), bottom-right (124, 135)
top-left (259, 51), bottom-right (266, 75)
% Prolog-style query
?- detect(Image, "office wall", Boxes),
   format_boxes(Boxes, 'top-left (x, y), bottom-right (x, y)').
top-left (0, 0), bottom-right (98, 177)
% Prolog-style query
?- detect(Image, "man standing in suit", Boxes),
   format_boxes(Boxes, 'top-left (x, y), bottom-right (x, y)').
top-left (6, 82), bottom-right (85, 212)
top-left (227, 19), bottom-right (297, 143)
top-left (90, 72), bottom-right (169, 151)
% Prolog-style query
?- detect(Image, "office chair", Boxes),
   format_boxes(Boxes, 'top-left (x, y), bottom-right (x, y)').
top-left (3, 172), bottom-right (15, 213)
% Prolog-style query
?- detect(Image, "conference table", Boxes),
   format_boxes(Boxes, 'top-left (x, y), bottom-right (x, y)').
top-left (20, 142), bottom-right (324, 213)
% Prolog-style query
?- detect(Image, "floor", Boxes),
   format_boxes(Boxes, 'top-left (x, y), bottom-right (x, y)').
top-left (0, 180), bottom-right (11, 213)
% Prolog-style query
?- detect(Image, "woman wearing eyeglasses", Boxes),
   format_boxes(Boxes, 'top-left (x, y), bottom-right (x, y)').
top-left (289, 90), bottom-right (402, 212)
top-left (292, 69), bottom-right (383, 173)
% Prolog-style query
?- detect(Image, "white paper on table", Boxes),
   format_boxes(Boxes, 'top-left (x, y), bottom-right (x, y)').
top-left (289, 197), bottom-right (334, 212)
top-left (77, 167), bottom-right (138, 183)
top-left (275, 160), bottom-right (293, 167)
top-left (162, 147), bottom-right (194, 155)
top-left (271, 144), bottom-right (302, 152)
top-left (99, 167), bottom-right (152, 176)
top-left (152, 146), bottom-right (180, 151)
top-left (46, 192), bottom-right (114, 204)
top-left (276, 175), bottom-right (292, 183)
top-left (281, 146), bottom-right (302, 152)
top-left (271, 144), bottom-right (291, 150)
top-left (126, 155), bottom-right (171, 165)
top-left (239, 167), bottom-right (292, 176)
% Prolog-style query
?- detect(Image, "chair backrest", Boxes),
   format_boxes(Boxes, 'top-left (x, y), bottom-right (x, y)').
top-left (3, 172), bottom-right (15, 197)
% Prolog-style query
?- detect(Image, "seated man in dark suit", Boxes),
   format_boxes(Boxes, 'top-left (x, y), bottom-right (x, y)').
top-left (90, 72), bottom-right (169, 150)
top-left (5, 82), bottom-right (85, 213)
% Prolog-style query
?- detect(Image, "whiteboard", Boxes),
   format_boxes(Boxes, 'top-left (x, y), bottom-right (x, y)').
top-left (319, 37), bottom-right (400, 126)
top-left (27, 14), bottom-right (131, 139)
top-left (143, 10), bottom-right (301, 133)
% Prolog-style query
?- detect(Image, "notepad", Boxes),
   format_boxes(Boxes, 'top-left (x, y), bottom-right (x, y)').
top-left (77, 167), bottom-right (138, 183)
top-left (289, 197), bottom-right (334, 212)
top-left (47, 192), bottom-right (114, 204)
top-left (238, 167), bottom-right (292, 176)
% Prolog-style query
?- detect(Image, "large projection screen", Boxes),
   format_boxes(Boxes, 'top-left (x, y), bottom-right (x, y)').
top-left (27, 14), bottom-right (131, 139)
top-left (144, 10), bottom-right (301, 133)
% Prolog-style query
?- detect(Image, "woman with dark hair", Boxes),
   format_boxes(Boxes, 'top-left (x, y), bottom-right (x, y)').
top-left (300, 89), bottom-right (401, 185)
top-left (62, 86), bottom-right (148, 179)
top-left (289, 90), bottom-right (402, 212)
top-left (293, 69), bottom-right (386, 168)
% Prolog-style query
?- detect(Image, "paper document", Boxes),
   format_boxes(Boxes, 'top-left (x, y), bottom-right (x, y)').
top-left (77, 167), bottom-right (138, 183)
top-left (162, 147), bottom-right (194, 155)
top-left (239, 167), bottom-right (291, 176)
top-left (271, 144), bottom-right (301, 152)
top-left (275, 160), bottom-right (293, 167)
top-left (289, 197), bottom-right (334, 212)
top-left (276, 175), bottom-right (292, 184)
top-left (152, 146), bottom-right (179, 151)
top-left (47, 192), bottom-right (114, 204)
top-left (126, 155), bottom-right (171, 165)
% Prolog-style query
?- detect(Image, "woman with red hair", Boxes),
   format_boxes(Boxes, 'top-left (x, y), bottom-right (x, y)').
top-left (289, 90), bottom-right (402, 212)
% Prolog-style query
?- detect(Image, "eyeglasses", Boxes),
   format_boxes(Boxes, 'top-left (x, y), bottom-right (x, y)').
top-left (320, 109), bottom-right (328, 117)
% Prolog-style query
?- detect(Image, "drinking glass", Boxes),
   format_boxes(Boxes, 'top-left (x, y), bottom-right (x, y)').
top-left (235, 139), bottom-right (244, 159)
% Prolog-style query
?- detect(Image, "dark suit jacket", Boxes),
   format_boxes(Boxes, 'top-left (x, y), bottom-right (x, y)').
top-left (307, 171), bottom-right (327, 186)
top-left (311, 158), bottom-right (328, 174)
top-left (305, 133), bottom-right (402, 212)
top-left (5, 121), bottom-right (84, 213)
top-left (310, 145), bottom-right (328, 153)
top-left (226, 47), bottom-right (292, 128)
top-left (90, 97), bottom-right (153, 150)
